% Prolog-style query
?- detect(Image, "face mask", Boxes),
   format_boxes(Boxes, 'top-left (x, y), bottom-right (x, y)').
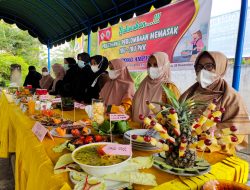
top-left (42, 72), bottom-right (49, 76)
top-left (108, 70), bottom-right (120, 80)
top-left (148, 67), bottom-right (161, 80)
top-left (64, 64), bottom-right (69, 71)
top-left (77, 60), bottom-right (85, 68)
top-left (91, 65), bottom-right (99, 73)
top-left (196, 69), bottom-right (218, 88)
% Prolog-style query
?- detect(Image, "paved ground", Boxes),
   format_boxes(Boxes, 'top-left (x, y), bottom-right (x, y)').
top-left (0, 158), bottom-right (14, 190)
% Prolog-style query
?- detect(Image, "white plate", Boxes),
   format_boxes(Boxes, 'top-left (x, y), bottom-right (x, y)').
top-left (123, 139), bottom-right (159, 151)
top-left (123, 129), bottom-right (160, 151)
top-left (69, 171), bottom-right (130, 190)
top-left (50, 128), bottom-right (91, 138)
top-left (153, 153), bottom-right (211, 177)
top-left (124, 129), bottom-right (160, 141)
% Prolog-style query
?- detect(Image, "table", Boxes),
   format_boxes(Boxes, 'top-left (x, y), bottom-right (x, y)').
top-left (0, 92), bottom-right (248, 190)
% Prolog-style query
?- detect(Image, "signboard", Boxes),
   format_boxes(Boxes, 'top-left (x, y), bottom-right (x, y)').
top-left (98, 0), bottom-right (212, 71)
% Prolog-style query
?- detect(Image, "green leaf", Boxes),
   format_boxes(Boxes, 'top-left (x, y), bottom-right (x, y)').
top-left (162, 84), bottom-right (180, 109)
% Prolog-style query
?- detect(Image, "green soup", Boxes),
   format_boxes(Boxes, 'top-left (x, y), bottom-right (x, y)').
top-left (74, 145), bottom-right (129, 166)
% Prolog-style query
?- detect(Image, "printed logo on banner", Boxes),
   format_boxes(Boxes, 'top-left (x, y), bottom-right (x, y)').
top-left (99, 27), bottom-right (112, 44)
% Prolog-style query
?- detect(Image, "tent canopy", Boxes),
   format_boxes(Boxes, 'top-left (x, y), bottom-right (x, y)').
top-left (0, 0), bottom-right (171, 47)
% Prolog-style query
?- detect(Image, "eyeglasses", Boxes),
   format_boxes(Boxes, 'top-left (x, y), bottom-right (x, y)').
top-left (195, 63), bottom-right (215, 72)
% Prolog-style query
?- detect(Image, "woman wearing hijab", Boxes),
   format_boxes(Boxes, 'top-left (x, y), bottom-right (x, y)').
top-left (59, 57), bottom-right (79, 97)
top-left (83, 55), bottom-right (109, 104)
top-left (49, 63), bottom-right (65, 95)
top-left (23, 66), bottom-right (42, 89)
top-left (100, 59), bottom-right (135, 114)
top-left (74, 53), bottom-right (93, 102)
top-left (180, 51), bottom-right (250, 148)
top-left (39, 67), bottom-right (54, 90)
top-left (132, 52), bottom-right (180, 123)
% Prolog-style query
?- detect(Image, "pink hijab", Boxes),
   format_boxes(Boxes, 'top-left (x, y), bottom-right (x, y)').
top-left (132, 52), bottom-right (173, 122)
top-left (100, 59), bottom-right (135, 106)
top-left (51, 63), bottom-right (65, 91)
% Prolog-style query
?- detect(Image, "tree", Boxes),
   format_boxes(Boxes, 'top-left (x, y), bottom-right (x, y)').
top-left (0, 21), bottom-right (43, 68)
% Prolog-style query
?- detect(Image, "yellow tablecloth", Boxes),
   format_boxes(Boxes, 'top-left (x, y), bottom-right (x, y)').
top-left (0, 92), bottom-right (248, 190)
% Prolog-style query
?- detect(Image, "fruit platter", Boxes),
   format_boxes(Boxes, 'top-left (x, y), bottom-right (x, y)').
top-left (32, 110), bottom-right (70, 126)
top-left (51, 124), bottom-right (91, 138)
top-left (132, 86), bottom-right (244, 176)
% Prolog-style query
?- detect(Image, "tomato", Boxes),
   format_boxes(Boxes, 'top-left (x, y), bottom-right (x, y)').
top-left (97, 145), bottom-right (106, 156)
top-left (94, 135), bottom-right (103, 142)
top-left (84, 136), bottom-right (94, 144)
top-left (74, 138), bottom-right (84, 145)
top-left (71, 129), bottom-right (81, 137)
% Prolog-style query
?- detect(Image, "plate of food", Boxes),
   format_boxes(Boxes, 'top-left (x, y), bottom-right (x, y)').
top-left (71, 142), bottom-right (132, 177)
top-left (50, 125), bottom-right (91, 138)
top-left (69, 171), bottom-right (130, 190)
top-left (153, 152), bottom-right (211, 176)
top-left (123, 129), bottom-right (160, 151)
top-left (32, 111), bottom-right (67, 126)
top-left (68, 135), bottom-right (111, 149)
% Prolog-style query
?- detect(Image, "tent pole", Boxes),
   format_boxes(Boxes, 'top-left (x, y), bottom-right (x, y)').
top-left (47, 44), bottom-right (51, 72)
top-left (232, 0), bottom-right (248, 91)
top-left (87, 30), bottom-right (91, 55)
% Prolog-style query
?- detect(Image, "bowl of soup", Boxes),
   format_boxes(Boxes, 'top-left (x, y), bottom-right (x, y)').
top-left (72, 142), bottom-right (132, 176)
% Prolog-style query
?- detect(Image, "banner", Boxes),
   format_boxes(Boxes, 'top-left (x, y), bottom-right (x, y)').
top-left (98, 0), bottom-right (212, 71)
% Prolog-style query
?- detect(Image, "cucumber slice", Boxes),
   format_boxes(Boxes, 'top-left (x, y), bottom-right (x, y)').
top-left (184, 168), bottom-right (199, 174)
top-left (195, 158), bottom-right (204, 163)
top-left (197, 166), bottom-right (209, 171)
top-left (195, 162), bottom-right (210, 167)
top-left (154, 160), bottom-right (173, 170)
top-left (171, 168), bottom-right (185, 173)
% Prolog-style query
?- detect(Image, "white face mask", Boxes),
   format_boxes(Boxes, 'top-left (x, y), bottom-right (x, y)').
top-left (91, 65), bottom-right (99, 73)
top-left (196, 69), bottom-right (218, 88)
top-left (64, 64), bottom-right (69, 71)
top-left (148, 67), bottom-right (162, 80)
top-left (42, 72), bottom-right (49, 76)
top-left (108, 70), bottom-right (120, 80)
top-left (77, 60), bottom-right (85, 68)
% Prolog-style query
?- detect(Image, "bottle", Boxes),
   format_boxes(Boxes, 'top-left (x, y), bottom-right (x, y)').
top-left (28, 99), bottom-right (35, 115)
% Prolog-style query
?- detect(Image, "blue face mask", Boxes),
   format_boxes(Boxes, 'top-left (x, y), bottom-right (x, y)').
top-left (77, 60), bottom-right (85, 68)
top-left (64, 64), bottom-right (69, 71)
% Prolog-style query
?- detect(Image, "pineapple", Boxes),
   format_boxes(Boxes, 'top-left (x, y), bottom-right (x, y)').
top-left (146, 85), bottom-right (207, 168)
top-left (138, 85), bottom-right (241, 168)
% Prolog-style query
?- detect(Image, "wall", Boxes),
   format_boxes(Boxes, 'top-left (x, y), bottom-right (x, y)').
top-left (171, 64), bottom-right (250, 113)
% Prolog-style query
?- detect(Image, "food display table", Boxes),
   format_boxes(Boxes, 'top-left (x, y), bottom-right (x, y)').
top-left (0, 92), bottom-right (248, 190)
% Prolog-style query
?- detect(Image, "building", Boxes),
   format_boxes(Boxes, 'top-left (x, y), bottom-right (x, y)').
top-left (208, 8), bottom-right (250, 58)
